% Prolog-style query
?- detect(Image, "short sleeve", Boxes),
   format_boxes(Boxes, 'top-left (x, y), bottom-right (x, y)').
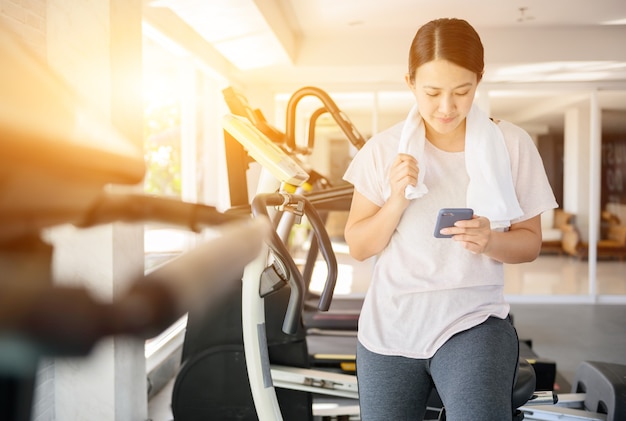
top-left (343, 122), bottom-right (403, 207)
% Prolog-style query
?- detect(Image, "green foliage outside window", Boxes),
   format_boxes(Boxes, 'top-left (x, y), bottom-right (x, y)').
top-left (143, 100), bottom-right (182, 197)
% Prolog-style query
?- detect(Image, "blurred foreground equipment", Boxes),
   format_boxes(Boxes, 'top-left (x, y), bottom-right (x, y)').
top-left (0, 24), bottom-right (269, 421)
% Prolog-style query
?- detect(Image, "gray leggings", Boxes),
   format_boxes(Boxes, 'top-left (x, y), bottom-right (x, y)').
top-left (356, 316), bottom-right (519, 421)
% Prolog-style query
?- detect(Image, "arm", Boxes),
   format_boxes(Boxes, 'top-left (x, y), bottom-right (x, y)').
top-left (344, 190), bottom-right (406, 261)
top-left (443, 214), bottom-right (543, 263)
top-left (344, 153), bottom-right (418, 261)
top-left (486, 216), bottom-right (542, 263)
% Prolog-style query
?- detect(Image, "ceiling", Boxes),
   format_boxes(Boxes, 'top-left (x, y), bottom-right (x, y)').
top-left (144, 0), bottom-right (626, 134)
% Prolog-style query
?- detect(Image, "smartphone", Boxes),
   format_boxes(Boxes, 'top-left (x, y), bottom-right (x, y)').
top-left (434, 208), bottom-right (474, 238)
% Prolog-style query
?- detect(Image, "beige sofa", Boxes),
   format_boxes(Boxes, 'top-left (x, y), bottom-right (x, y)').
top-left (562, 221), bottom-right (626, 261)
top-left (541, 208), bottom-right (575, 254)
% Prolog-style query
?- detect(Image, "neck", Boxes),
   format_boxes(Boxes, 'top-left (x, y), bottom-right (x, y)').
top-left (424, 120), bottom-right (466, 152)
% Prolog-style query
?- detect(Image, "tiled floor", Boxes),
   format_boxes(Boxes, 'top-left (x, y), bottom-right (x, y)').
top-left (510, 302), bottom-right (626, 388)
top-left (308, 246), bottom-right (626, 299)
top-left (504, 254), bottom-right (626, 297)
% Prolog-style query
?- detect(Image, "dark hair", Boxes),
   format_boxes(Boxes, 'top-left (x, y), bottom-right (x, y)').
top-left (408, 18), bottom-right (484, 82)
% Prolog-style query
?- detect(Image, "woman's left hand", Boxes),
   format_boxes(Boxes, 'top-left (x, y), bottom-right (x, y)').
top-left (440, 215), bottom-right (492, 254)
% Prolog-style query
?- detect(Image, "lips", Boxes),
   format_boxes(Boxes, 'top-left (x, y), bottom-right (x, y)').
top-left (437, 116), bottom-right (456, 124)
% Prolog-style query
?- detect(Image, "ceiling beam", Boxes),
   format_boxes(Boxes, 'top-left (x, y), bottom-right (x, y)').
top-left (143, 6), bottom-right (238, 78)
top-left (253, 0), bottom-right (300, 63)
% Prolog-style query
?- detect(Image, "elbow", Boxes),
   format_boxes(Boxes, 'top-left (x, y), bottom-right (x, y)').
top-left (524, 233), bottom-right (544, 262)
top-left (514, 238), bottom-right (543, 263)
top-left (348, 247), bottom-right (371, 262)
top-left (344, 237), bottom-right (370, 261)
top-left (344, 230), bottom-right (374, 262)
top-left (497, 224), bottom-right (543, 263)
top-left (521, 248), bottom-right (541, 263)
top-left (527, 241), bottom-right (543, 262)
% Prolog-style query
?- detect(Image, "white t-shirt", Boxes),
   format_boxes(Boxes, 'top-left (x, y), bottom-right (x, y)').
top-left (343, 119), bottom-right (558, 359)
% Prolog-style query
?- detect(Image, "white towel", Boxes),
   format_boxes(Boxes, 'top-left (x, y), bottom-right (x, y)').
top-left (398, 103), bottom-right (523, 229)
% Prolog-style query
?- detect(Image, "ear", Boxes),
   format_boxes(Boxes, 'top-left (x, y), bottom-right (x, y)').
top-left (404, 73), bottom-right (414, 89)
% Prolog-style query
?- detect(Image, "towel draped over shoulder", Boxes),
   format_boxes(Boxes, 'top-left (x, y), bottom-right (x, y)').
top-left (397, 104), bottom-right (524, 229)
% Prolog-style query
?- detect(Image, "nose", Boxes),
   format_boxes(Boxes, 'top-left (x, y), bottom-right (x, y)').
top-left (438, 94), bottom-right (455, 115)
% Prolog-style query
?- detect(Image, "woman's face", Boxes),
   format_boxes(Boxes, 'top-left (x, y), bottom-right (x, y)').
top-left (406, 59), bottom-right (478, 137)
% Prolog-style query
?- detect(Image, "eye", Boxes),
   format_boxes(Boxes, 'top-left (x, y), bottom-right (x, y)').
top-left (455, 91), bottom-right (470, 96)
top-left (425, 91), bottom-right (439, 97)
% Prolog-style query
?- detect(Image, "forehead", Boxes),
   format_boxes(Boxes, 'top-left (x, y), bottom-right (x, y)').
top-left (414, 59), bottom-right (477, 87)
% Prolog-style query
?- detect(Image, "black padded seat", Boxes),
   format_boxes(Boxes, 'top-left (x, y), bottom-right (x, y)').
top-left (514, 358), bottom-right (538, 410)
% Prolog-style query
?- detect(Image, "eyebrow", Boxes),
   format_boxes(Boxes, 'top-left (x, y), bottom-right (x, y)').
top-left (423, 82), bottom-right (473, 90)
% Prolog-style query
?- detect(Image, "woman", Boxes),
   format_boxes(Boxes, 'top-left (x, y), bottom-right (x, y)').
top-left (343, 18), bottom-right (557, 420)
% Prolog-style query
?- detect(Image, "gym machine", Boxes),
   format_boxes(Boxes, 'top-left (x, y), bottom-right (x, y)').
top-left (221, 87), bottom-right (366, 375)
top-left (521, 361), bottom-right (626, 421)
top-left (171, 85), bottom-right (368, 420)
top-left (171, 112), bottom-right (346, 420)
top-left (222, 86), bottom-right (363, 335)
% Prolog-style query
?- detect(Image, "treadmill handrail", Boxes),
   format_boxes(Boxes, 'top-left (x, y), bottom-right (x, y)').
top-left (285, 86), bottom-right (366, 153)
top-left (251, 192), bottom-right (338, 335)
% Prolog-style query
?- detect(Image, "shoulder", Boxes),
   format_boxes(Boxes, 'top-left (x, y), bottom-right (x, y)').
top-left (364, 120), bottom-right (404, 149)
top-left (344, 121), bottom-right (406, 206)
top-left (494, 119), bottom-right (537, 155)
top-left (355, 120), bottom-right (404, 161)
top-left (496, 119), bottom-right (532, 143)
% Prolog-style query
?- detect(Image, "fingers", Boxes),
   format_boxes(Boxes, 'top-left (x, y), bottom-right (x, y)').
top-left (390, 154), bottom-right (419, 190)
top-left (446, 216), bottom-right (491, 254)
top-left (451, 215), bottom-right (481, 229)
top-left (438, 216), bottom-right (481, 235)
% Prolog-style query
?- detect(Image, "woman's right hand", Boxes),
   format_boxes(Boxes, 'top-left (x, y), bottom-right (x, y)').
top-left (344, 153), bottom-right (420, 261)
top-left (388, 153), bottom-right (419, 207)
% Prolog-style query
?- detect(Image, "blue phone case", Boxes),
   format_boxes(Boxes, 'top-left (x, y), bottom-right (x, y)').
top-left (434, 208), bottom-right (474, 238)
